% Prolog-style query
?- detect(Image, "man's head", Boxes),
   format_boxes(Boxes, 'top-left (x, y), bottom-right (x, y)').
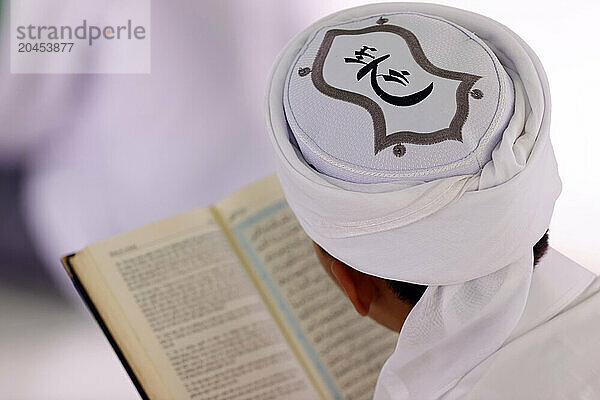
top-left (267, 4), bottom-right (561, 395)
top-left (313, 230), bottom-right (550, 331)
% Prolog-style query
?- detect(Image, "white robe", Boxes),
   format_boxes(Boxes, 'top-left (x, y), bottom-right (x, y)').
top-left (376, 246), bottom-right (600, 399)
top-left (460, 247), bottom-right (600, 399)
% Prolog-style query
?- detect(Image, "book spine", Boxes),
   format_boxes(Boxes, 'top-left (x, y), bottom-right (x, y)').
top-left (61, 254), bottom-right (151, 400)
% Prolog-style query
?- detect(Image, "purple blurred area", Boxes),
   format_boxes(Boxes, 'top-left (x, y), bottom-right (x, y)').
top-left (0, 1), bottom-right (598, 399)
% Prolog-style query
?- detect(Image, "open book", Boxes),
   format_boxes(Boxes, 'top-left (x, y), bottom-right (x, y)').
top-left (62, 174), bottom-right (399, 400)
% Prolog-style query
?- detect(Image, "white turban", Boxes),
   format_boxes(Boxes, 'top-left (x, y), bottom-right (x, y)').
top-left (266, 2), bottom-right (561, 399)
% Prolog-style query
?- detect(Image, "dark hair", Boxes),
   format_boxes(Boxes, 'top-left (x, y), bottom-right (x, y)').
top-left (385, 229), bottom-right (550, 305)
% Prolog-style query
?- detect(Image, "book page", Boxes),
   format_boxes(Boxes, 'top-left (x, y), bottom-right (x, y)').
top-left (215, 175), bottom-right (399, 400)
top-left (76, 207), bottom-right (320, 400)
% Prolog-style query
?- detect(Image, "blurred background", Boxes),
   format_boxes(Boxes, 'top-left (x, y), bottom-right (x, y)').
top-left (0, 0), bottom-right (598, 399)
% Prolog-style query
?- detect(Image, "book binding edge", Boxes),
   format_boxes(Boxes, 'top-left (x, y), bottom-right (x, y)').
top-left (61, 254), bottom-right (151, 400)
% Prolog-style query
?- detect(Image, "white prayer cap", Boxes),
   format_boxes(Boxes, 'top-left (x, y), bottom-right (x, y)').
top-left (284, 12), bottom-right (515, 184)
top-left (266, 4), bottom-right (560, 286)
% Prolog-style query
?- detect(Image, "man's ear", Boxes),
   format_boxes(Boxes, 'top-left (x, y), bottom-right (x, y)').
top-left (331, 259), bottom-right (375, 316)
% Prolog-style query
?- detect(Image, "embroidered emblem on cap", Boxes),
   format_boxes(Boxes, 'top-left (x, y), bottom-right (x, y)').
top-left (284, 12), bottom-right (513, 183)
top-left (304, 20), bottom-right (482, 158)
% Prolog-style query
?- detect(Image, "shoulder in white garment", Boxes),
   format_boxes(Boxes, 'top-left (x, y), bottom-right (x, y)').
top-left (454, 247), bottom-right (600, 400)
